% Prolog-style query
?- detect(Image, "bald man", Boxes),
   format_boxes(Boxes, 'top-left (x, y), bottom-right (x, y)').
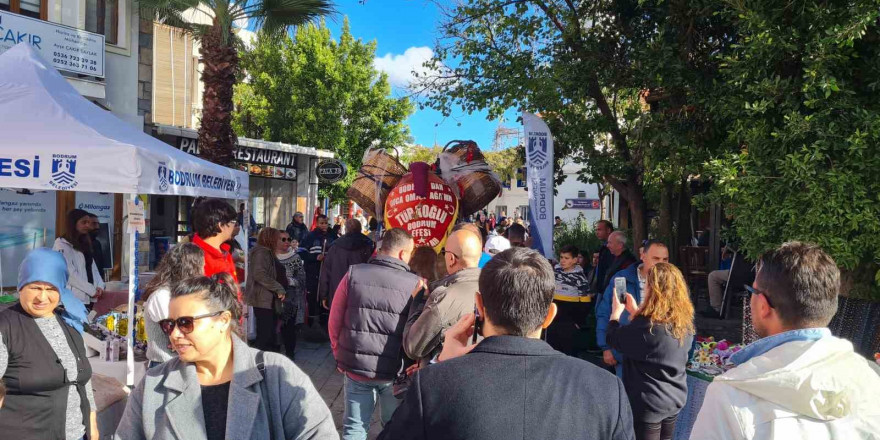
top-left (403, 229), bottom-right (483, 362)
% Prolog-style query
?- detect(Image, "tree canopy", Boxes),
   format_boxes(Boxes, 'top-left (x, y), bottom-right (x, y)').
top-left (413, 0), bottom-right (733, 249)
top-left (234, 18), bottom-right (414, 202)
top-left (708, 1), bottom-right (880, 297)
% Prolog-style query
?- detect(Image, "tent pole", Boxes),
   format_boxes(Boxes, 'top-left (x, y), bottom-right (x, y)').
top-left (126, 193), bottom-right (139, 388)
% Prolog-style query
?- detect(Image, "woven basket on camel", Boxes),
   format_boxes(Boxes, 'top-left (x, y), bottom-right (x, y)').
top-left (438, 140), bottom-right (502, 217)
top-left (346, 148), bottom-right (407, 218)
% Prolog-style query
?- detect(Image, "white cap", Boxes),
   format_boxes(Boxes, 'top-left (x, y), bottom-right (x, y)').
top-left (484, 235), bottom-right (511, 255)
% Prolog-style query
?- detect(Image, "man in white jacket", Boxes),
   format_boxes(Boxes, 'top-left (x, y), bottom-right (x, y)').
top-left (691, 242), bottom-right (880, 440)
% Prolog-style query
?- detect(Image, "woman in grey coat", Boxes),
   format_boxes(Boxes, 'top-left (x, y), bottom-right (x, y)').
top-left (114, 273), bottom-right (337, 440)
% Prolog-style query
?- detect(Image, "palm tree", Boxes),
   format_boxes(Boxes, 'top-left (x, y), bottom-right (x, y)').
top-left (140, 0), bottom-right (333, 165)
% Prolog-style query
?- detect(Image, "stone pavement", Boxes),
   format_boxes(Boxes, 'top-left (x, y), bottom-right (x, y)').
top-left (294, 340), bottom-right (384, 439)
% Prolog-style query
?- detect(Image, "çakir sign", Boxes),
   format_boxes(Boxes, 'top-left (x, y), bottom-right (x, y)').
top-left (384, 172), bottom-right (458, 253)
top-left (0, 10), bottom-right (105, 77)
top-left (316, 159), bottom-right (346, 184)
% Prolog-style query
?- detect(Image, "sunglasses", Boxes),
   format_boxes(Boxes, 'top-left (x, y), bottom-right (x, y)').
top-left (744, 285), bottom-right (774, 309)
top-left (280, 237), bottom-right (292, 242)
top-left (159, 311), bottom-right (224, 335)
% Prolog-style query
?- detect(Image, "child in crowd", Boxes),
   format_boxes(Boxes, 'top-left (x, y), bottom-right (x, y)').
top-left (547, 245), bottom-right (593, 355)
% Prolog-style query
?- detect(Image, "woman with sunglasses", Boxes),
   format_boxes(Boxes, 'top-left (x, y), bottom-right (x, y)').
top-left (115, 273), bottom-right (337, 440)
top-left (143, 243), bottom-right (205, 368)
top-left (245, 228), bottom-right (287, 352)
top-left (276, 231), bottom-right (306, 360)
top-left (0, 248), bottom-right (97, 440)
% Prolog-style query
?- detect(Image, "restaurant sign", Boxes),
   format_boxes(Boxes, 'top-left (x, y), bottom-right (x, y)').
top-left (177, 138), bottom-right (298, 181)
top-left (0, 10), bottom-right (105, 77)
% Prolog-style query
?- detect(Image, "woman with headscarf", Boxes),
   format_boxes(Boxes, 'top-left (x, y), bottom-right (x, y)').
top-left (114, 274), bottom-right (336, 440)
top-left (53, 208), bottom-right (105, 307)
top-left (0, 248), bottom-right (97, 439)
top-left (142, 243), bottom-right (205, 368)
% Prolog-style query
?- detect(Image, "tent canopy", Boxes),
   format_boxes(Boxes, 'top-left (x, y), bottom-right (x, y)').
top-left (0, 43), bottom-right (248, 199)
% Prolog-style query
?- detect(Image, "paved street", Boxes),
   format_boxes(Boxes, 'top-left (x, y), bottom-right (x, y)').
top-left (294, 341), bottom-right (383, 439)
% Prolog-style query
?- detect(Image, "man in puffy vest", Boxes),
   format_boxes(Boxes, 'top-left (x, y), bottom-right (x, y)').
top-left (328, 228), bottom-right (424, 440)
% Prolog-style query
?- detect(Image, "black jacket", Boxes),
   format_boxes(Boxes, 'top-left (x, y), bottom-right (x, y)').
top-left (301, 228), bottom-right (338, 295)
top-left (592, 243), bottom-right (614, 293)
top-left (601, 250), bottom-right (638, 293)
top-left (379, 335), bottom-right (635, 440)
top-left (285, 221), bottom-right (309, 244)
top-left (606, 316), bottom-right (693, 424)
top-left (318, 232), bottom-right (375, 304)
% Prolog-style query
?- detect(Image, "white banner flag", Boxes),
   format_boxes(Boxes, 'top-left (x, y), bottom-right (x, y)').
top-left (523, 112), bottom-right (554, 259)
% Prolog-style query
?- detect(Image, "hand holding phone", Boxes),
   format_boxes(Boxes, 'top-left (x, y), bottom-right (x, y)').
top-left (614, 277), bottom-right (627, 303)
top-left (438, 313), bottom-right (479, 362)
top-left (472, 307), bottom-right (483, 345)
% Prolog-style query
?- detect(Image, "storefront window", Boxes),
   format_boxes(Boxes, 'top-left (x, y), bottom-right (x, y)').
top-left (85, 0), bottom-right (118, 45)
top-left (1, 0), bottom-right (45, 19)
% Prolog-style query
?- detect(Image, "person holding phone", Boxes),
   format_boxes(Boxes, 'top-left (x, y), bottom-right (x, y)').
top-left (596, 240), bottom-right (669, 376)
top-left (606, 263), bottom-right (694, 440)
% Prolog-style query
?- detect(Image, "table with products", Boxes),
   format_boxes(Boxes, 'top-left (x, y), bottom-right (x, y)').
top-left (673, 337), bottom-right (744, 440)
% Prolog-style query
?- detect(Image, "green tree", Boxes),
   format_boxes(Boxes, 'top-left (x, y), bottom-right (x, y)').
top-left (140, 0), bottom-right (333, 165)
top-left (399, 144), bottom-right (441, 166)
top-left (234, 19), bottom-right (414, 202)
top-left (709, 1), bottom-right (880, 297)
top-left (414, 0), bottom-right (733, 249)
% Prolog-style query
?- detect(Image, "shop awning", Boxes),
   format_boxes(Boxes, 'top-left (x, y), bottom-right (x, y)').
top-left (0, 43), bottom-right (248, 199)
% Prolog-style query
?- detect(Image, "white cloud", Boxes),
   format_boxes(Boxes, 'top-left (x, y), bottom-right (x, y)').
top-left (373, 46), bottom-right (435, 88)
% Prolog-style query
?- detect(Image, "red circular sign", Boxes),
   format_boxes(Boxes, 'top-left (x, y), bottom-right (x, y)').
top-left (384, 172), bottom-right (459, 251)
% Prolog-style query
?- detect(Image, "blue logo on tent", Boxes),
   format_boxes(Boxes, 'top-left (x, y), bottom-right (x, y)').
top-left (528, 135), bottom-right (550, 170)
top-left (50, 154), bottom-right (78, 190)
top-left (157, 164), bottom-right (169, 192)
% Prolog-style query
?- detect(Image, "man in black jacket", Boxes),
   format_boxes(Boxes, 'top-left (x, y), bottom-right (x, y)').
top-left (285, 211), bottom-right (309, 244)
top-left (601, 231), bottom-right (638, 293)
top-left (379, 247), bottom-right (635, 440)
top-left (301, 215), bottom-right (337, 328)
top-left (592, 220), bottom-right (616, 292)
top-left (318, 218), bottom-right (375, 309)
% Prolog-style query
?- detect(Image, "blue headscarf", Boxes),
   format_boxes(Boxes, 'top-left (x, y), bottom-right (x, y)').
top-left (17, 248), bottom-right (88, 332)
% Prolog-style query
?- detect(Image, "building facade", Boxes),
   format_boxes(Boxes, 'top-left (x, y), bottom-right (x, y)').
top-left (485, 160), bottom-right (618, 227)
top-left (149, 22), bottom-right (332, 233)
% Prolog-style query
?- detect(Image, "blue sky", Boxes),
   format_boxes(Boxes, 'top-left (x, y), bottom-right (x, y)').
top-left (325, 0), bottom-right (518, 150)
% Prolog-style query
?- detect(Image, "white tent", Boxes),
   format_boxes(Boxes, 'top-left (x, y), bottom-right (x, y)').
top-left (0, 43), bottom-right (249, 386)
top-left (0, 43), bottom-right (248, 198)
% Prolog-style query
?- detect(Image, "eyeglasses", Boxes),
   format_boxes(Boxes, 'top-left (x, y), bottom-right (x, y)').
top-left (744, 285), bottom-right (774, 309)
top-left (159, 311), bottom-right (224, 335)
top-left (280, 237), bottom-right (291, 242)
top-left (441, 249), bottom-right (460, 260)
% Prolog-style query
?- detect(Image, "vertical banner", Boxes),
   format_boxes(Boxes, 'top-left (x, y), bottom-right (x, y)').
top-left (523, 112), bottom-right (554, 258)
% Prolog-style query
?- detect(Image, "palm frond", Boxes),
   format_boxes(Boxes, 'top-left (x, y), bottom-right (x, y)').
top-left (244, 0), bottom-right (334, 34)
top-left (137, 0), bottom-right (202, 25)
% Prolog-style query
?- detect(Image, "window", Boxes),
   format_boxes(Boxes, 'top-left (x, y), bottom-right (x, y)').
top-left (1, 0), bottom-right (45, 19)
top-left (577, 190), bottom-right (586, 198)
top-left (85, 0), bottom-right (119, 45)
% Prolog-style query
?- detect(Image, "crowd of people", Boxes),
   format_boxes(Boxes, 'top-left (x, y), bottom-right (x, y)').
top-left (0, 200), bottom-right (878, 440)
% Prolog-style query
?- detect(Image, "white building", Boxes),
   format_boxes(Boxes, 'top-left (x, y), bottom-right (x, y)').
top-left (485, 160), bottom-right (618, 226)
top-left (1, 0), bottom-right (146, 127)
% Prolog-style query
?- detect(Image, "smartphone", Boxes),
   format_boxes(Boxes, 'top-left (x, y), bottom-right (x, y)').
top-left (472, 306), bottom-right (482, 344)
top-left (615, 277), bottom-right (627, 303)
